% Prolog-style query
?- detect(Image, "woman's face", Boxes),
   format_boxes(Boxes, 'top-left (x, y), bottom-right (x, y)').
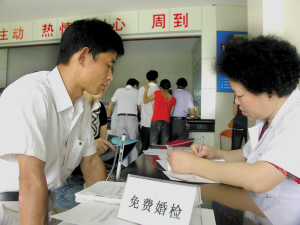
top-left (230, 80), bottom-right (273, 121)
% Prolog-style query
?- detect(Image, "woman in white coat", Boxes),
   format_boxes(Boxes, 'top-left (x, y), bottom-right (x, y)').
top-left (167, 35), bottom-right (300, 224)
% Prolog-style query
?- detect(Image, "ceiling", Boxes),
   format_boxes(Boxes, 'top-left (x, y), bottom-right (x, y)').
top-left (0, 0), bottom-right (247, 23)
top-left (0, 0), bottom-right (247, 54)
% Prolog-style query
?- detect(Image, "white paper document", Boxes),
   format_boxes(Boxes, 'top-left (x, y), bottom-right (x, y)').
top-left (75, 181), bottom-right (126, 204)
top-left (163, 171), bottom-right (218, 184)
top-left (54, 203), bottom-right (214, 225)
top-left (143, 148), bottom-right (169, 155)
top-left (160, 159), bottom-right (225, 172)
top-left (143, 147), bottom-right (192, 156)
top-left (52, 202), bottom-right (134, 225)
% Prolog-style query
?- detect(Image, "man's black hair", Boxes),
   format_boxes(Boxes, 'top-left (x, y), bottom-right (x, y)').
top-left (146, 70), bottom-right (158, 81)
top-left (57, 19), bottom-right (124, 65)
top-left (176, 77), bottom-right (188, 88)
top-left (216, 35), bottom-right (300, 97)
top-left (127, 78), bottom-right (139, 87)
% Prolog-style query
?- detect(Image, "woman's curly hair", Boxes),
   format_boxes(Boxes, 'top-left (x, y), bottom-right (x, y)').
top-left (216, 35), bottom-right (300, 97)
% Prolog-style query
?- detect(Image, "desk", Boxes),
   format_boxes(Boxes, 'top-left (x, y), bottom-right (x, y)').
top-left (121, 154), bottom-right (270, 225)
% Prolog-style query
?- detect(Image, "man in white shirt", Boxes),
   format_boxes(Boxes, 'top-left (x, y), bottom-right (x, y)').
top-left (0, 19), bottom-right (124, 224)
top-left (107, 78), bottom-right (139, 166)
top-left (137, 70), bottom-right (159, 151)
top-left (171, 77), bottom-right (199, 141)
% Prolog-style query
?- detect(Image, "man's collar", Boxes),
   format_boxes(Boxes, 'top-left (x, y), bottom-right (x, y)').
top-left (149, 83), bottom-right (158, 87)
top-left (48, 67), bottom-right (73, 112)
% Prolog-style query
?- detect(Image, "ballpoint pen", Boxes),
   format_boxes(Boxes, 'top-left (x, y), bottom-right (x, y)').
top-left (199, 136), bottom-right (204, 153)
top-left (115, 133), bottom-right (126, 182)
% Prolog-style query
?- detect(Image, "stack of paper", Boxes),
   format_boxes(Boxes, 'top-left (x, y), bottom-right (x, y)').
top-left (75, 181), bottom-right (126, 204)
top-left (51, 180), bottom-right (216, 225)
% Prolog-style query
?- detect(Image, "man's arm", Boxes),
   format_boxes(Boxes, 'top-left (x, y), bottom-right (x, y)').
top-left (80, 153), bottom-right (106, 187)
top-left (138, 105), bottom-right (141, 112)
top-left (107, 100), bottom-right (115, 117)
top-left (189, 107), bottom-right (199, 119)
top-left (17, 154), bottom-right (48, 225)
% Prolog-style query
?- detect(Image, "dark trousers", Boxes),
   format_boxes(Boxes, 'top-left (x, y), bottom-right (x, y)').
top-left (140, 126), bottom-right (150, 152)
top-left (231, 122), bottom-right (248, 150)
top-left (150, 120), bottom-right (170, 146)
top-left (170, 119), bottom-right (188, 141)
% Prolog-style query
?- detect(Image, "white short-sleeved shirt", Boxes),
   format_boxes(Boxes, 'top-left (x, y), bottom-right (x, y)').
top-left (243, 88), bottom-right (300, 224)
top-left (111, 85), bottom-right (138, 115)
top-left (171, 88), bottom-right (194, 117)
top-left (137, 83), bottom-right (160, 127)
top-left (0, 67), bottom-right (96, 191)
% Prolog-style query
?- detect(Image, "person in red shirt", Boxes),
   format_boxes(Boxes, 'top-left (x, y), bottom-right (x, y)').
top-left (143, 79), bottom-right (176, 146)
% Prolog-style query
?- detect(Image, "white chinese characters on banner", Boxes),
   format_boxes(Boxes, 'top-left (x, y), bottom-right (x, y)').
top-left (0, 23), bottom-right (10, 43)
top-left (10, 21), bottom-right (33, 42)
top-left (33, 19), bottom-right (57, 41)
top-left (0, 6), bottom-right (202, 45)
top-left (56, 16), bottom-right (82, 39)
top-left (82, 14), bottom-right (109, 23)
top-left (139, 9), bottom-right (170, 33)
top-left (110, 12), bottom-right (139, 34)
top-left (170, 7), bottom-right (202, 31)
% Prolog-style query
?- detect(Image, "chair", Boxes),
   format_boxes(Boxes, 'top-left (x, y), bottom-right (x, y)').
top-left (219, 129), bottom-right (232, 150)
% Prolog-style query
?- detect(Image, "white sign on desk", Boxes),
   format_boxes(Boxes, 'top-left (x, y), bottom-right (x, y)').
top-left (117, 174), bottom-right (201, 225)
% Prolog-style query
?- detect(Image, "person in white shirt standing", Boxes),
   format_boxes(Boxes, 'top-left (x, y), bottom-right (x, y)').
top-left (0, 19), bottom-right (124, 224)
top-left (107, 78), bottom-right (139, 166)
top-left (137, 70), bottom-right (160, 152)
top-left (171, 78), bottom-right (199, 141)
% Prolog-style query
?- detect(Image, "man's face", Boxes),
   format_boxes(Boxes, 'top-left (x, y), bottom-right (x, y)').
top-left (81, 51), bottom-right (116, 96)
top-left (230, 80), bottom-right (272, 121)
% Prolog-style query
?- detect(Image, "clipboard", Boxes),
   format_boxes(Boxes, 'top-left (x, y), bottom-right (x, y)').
top-left (100, 134), bottom-right (138, 167)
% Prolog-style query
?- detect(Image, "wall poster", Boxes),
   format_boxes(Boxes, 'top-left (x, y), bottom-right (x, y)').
top-left (216, 31), bottom-right (248, 92)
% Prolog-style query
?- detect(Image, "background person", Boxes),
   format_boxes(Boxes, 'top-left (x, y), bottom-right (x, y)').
top-left (54, 89), bottom-right (115, 209)
top-left (0, 19), bottom-right (124, 224)
top-left (231, 99), bottom-right (248, 150)
top-left (143, 79), bottom-right (176, 146)
top-left (137, 70), bottom-right (160, 152)
top-left (171, 77), bottom-right (199, 141)
top-left (167, 35), bottom-right (300, 222)
top-left (107, 78), bottom-right (139, 167)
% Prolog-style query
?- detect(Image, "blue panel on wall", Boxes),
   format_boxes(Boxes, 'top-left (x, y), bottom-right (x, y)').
top-left (216, 31), bottom-right (248, 92)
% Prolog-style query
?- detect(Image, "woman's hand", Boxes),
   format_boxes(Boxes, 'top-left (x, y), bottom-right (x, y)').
top-left (144, 84), bottom-right (149, 90)
top-left (191, 144), bottom-right (219, 159)
top-left (94, 138), bottom-right (116, 155)
top-left (167, 150), bottom-right (197, 174)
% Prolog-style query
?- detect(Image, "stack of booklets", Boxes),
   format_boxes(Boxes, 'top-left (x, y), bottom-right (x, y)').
top-left (51, 181), bottom-right (216, 225)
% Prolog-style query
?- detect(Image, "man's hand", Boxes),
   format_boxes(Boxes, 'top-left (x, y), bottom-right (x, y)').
top-left (94, 138), bottom-right (116, 155)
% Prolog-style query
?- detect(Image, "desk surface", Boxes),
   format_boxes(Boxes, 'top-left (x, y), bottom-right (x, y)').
top-left (120, 154), bottom-right (270, 225)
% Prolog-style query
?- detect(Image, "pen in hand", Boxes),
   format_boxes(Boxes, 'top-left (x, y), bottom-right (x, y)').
top-left (199, 136), bottom-right (204, 154)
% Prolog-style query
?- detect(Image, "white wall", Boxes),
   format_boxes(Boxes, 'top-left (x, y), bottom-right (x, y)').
top-left (104, 51), bottom-right (193, 103)
top-left (213, 5), bottom-right (248, 149)
top-left (0, 49), bottom-right (7, 87)
top-left (7, 45), bottom-right (59, 85)
top-left (4, 41), bottom-right (194, 105)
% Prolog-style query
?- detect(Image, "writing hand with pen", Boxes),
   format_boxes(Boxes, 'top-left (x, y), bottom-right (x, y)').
top-left (167, 138), bottom-right (221, 174)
